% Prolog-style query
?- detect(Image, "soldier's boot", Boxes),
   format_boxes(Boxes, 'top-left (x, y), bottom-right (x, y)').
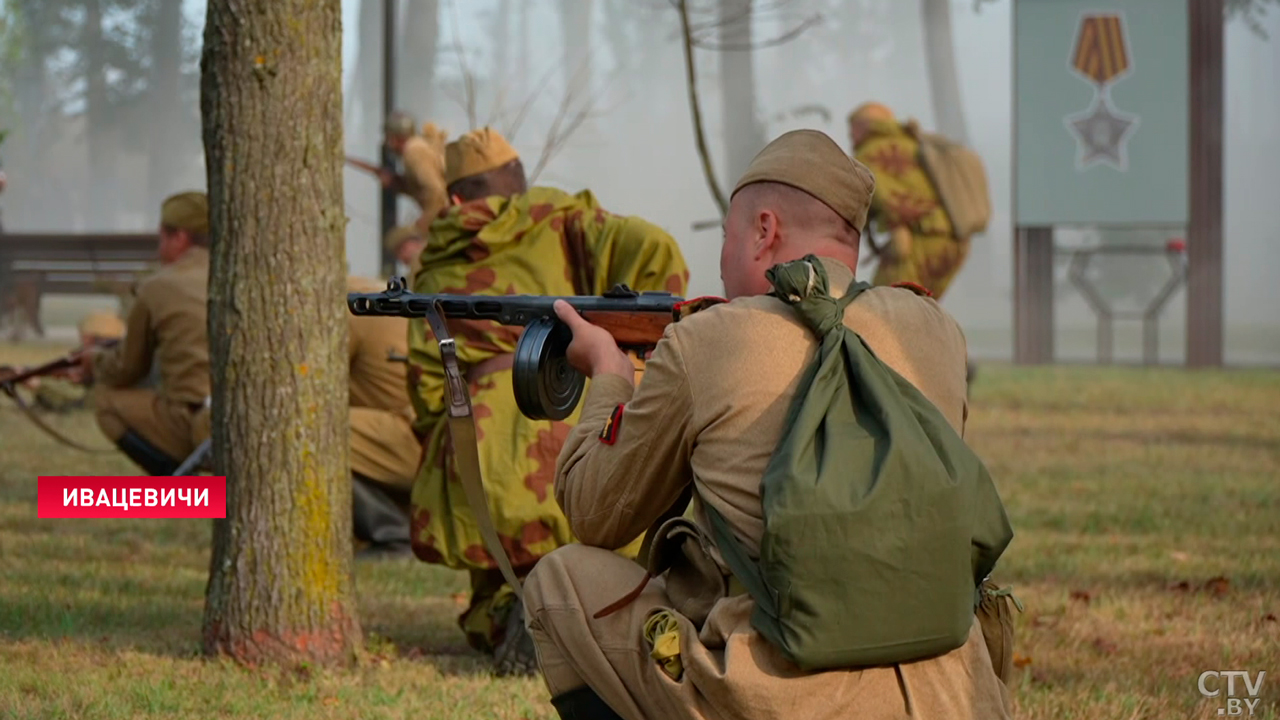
top-left (351, 474), bottom-right (413, 560)
top-left (115, 430), bottom-right (181, 476)
top-left (492, 598), bottom-right (540, 678)
top-left (549, 686), bottom-right (624, 720)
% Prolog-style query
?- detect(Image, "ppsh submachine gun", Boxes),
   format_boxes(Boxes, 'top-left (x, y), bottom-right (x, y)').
top-left (347, 277), bottom-right (723, 600)
top-left (347, 277), bottom-right (723, 421)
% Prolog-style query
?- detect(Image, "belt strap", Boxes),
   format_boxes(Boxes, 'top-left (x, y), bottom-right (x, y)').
top-left (421, 301), bottom-right (525, 601)
top-left (465, 353), bottom-right (515, 384)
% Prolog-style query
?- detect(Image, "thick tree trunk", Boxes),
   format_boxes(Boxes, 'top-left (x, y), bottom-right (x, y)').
top-left (199, 0), bottom-right (360, 666)
top-left (921, 0), bottom-right (969, 144)
top-left (718, 0), bottom-right (767, 183)
top-left (399, 0), bottom-right (440, 117)
top-left (147, 0), bottom-right (185, 210)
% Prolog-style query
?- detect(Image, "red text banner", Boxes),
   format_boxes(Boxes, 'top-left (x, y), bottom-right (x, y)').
top-left (37, 476), bottom-right (227, 519)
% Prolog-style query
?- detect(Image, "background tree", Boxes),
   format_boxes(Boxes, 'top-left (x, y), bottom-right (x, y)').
top-left (200, 0), bottom-right (360, 666)
top-left (921, 0), bottom-right (968, 143)
top-left (717, 0), bottom-right (767, 182)
top-left (675, 0), bottom-right (820, 217)
top-left (398, 0), bottom-right (440, 116)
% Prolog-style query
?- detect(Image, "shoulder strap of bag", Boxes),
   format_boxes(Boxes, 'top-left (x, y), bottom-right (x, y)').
top-left (705, 257), bottom-right (869, 617)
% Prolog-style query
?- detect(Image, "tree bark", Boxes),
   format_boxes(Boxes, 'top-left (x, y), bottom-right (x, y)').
top-left (146, 0), bottom-right (185, 210)
top-left (200, 0), bottom-right (360, 666)
top-left (920, 0), bottom-right (969, 144)
top-left (398, 0), bottom-right (439, 117)
top-left (717, 0), bottom-right (767, 183)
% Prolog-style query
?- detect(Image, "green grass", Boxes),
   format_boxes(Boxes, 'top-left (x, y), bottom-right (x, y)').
top-left (2, 340), bottom-right (1278, 719)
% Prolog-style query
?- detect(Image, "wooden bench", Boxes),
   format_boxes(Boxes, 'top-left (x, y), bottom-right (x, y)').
top-left (0, 234), bottom-right (157, 339)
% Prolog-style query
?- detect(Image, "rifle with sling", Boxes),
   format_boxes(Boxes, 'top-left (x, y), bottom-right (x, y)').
top-left (0, 340), bottom-right (120, 452)
top-left (347, 277), bottom-right (721, 601)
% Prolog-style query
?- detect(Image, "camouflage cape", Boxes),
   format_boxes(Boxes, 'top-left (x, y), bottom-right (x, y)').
top-left (406, 186), bottom-right (690, 574)
top-left (856, 118), bottom-right (970, 298)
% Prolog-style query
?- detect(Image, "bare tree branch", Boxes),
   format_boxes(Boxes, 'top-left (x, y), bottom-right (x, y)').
top-left (693, 13), bottom-right (822, 50)
top-left (675, 0), bottom-right (728, 216)
top-left (527, 56), bottom-right (602, 183)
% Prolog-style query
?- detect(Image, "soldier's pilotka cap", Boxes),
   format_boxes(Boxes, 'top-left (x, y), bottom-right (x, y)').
top-left (160, 191), bottom-right (209, 235)
top-left (731, 129), bottom-right (876, 231)
top-left (444, 127), bottom-right (520, 186)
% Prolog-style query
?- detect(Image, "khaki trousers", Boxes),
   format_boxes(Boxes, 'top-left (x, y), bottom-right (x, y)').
top-left (524, 544), bottom-right (1011, 720)
top-left (349, 406), bottom-right (421, 491)
top-left (94, 387), bottom-right (204, 460)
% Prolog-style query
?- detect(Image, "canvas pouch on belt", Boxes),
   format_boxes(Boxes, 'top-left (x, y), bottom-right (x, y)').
top-left (977, 578), bottom-right (1023, 685)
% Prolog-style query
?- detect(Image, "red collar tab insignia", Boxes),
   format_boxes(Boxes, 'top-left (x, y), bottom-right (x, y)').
top-left (891, 281), bottom-right (934, 298)
top-left (674, 296), bottom-right (728, 320)
top-left (599, 404), bottom-right (625, 445)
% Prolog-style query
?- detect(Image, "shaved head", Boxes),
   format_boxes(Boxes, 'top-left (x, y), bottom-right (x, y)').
top-left (719, 181), bottom-right (862, 298)
top-left (731, 182), bottom-right (860, 248)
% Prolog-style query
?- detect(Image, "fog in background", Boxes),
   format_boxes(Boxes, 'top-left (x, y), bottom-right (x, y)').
top-left (0, 0), bottom-right (1276, 365)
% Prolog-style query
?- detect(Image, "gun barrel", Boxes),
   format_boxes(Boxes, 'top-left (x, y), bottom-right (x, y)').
top-left (347, 291), bottom-right (684, 327)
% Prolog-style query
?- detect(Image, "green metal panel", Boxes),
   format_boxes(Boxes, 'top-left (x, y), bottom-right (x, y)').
top-left (1015, 0), bottom-right (1189, 225)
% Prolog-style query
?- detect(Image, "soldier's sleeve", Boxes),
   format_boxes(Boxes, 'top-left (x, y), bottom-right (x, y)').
top-left (92, 284), bottom-right (154, 388)
top-left (554, 324), bottom-right (695, 550)
top-left (400, 139), bottom-right (446, 211)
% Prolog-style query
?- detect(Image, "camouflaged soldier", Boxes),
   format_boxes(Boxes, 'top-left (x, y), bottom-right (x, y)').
top-left (848, 102), bottom-right (971, 300)
top-left (81, 192), bottom-right (211, 475)
top-left (520, 130), bottom-right (1009, 720)
top-left (405, 127), bottom-right (690, 676)
top-left (383, 111), bottom-right (449, 232)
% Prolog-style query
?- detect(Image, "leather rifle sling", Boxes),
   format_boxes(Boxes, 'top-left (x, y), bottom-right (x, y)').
top-left (422, 300), bottom-right (525, 601)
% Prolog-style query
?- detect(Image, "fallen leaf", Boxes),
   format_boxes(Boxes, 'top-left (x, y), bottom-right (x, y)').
top-left (1169, 551), bottom-right (1190, 562)
top-left (1069, 590), bottom-right (1092, 604)
top-left (1202, 576), bottom-right (1230, 596)
top-left (1013, 653), bottom-right (1033, 668)
top-left (1091, 638), bottom-right (1118, 655)
top-left (451, 592), bottom-right (469, 606)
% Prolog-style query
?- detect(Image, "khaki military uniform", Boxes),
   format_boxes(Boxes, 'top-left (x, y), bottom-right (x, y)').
top-left (523, 258), bottom-right (1010, 720)
top-left (347, 275), bottom-right (419, 489)
top-left (400, 133), bottom-right (448, 232)
top-left (92, 246), bottom-right (211, 461)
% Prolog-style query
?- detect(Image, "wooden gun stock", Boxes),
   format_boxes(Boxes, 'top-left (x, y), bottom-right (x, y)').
top-left (577, 310), bottom-right (674, 348)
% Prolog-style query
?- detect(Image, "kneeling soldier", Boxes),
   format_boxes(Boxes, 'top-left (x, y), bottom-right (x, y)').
top-left (522, 130), bottom-right (1012, 720)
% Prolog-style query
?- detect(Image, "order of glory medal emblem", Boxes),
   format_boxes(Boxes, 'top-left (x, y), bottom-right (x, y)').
top-left (1063, 12), bottom-right (1140, 172)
